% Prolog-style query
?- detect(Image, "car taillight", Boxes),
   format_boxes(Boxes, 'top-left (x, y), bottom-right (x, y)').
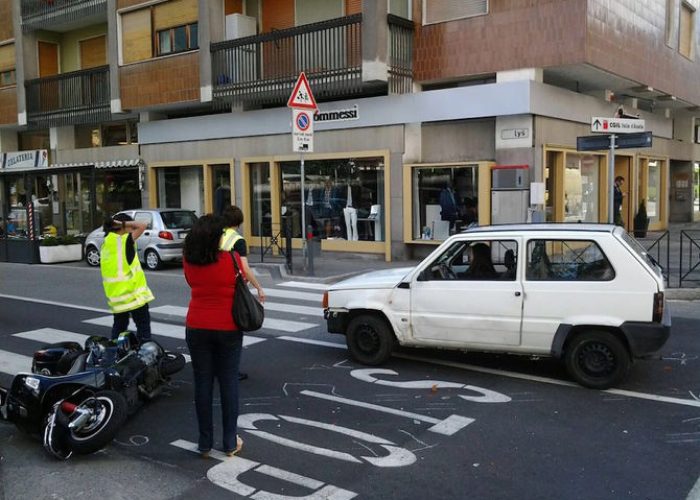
top-left (322, 291), bottom-right (328, 309)
top-left (653, 292), bottom-right (664, 322)
top-left (158, 231), bottom-right (174, 240)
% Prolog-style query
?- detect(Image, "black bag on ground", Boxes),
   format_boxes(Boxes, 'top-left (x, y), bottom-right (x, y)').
top-left (231, 252), bottom-right (264, 332)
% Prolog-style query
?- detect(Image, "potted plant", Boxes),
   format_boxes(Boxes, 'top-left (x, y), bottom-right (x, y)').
top-left (633, 200), bottom-right (650, 238)
top-left (39, 235), bottom-right (83, 264)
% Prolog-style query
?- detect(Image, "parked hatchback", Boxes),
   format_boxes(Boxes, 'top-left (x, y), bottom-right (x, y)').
top-left (84, 209), bottom-right (197, 270)
top-left (323, 224), bottom-right (671, 389)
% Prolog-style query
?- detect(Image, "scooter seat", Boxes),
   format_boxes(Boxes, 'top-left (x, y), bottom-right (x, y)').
top-left (66, 353), bottom-right (88, 375)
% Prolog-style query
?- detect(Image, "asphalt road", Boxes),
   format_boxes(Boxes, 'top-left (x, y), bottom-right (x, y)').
top-left (0, 262), bottom-right (699, 499)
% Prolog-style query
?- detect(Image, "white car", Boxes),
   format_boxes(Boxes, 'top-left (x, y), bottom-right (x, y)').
top-left (323, 224), bottom-right (671, 389)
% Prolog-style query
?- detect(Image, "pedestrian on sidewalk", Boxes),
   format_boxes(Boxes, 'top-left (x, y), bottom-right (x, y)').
top-left (219, 205), bottom-right (266, 381)
top-left (184, 214), bottom-right (250, 458)
top-left (100, 213), bottom-right (154, 342)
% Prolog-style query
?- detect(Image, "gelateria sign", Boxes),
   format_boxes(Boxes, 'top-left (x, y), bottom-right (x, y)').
top-left (0, 150), bottom-right (49, 169)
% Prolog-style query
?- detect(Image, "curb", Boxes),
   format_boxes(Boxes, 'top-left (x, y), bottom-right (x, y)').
top-left (666, 288), bottom-right (700, 301)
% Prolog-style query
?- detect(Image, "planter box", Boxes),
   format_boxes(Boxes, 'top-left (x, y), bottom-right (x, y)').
top-left (39, 244), bottom-right (82, 264)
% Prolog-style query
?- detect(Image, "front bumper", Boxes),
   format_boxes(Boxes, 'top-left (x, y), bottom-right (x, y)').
top-left (324, 309), bottom-right (349, 335)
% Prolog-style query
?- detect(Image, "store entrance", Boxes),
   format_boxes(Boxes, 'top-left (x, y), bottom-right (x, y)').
top-left (614, 156), bottom-right (632, 229)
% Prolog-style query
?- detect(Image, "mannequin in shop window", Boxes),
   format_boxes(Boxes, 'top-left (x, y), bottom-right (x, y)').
top-left (343, 183), bottom-right (359, 241)
top-left (214, 183), bottom-right (231, 216)
top-left (439, 184), bottom-right (459, 229)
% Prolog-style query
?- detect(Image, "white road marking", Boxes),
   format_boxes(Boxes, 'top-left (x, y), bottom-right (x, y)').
top-left (0, 350), bottom-right (33, 376)
top-left (278, 281), bottom-right (329, 291)
top-left (300, 390), bottom-right (474, 437)
top-left (152, 303), bottom-right (323, 318)
top-left (263, 288), bottom-right (323, 303)
top-left (276, 336), bottom-right (700, 409)
top-left (14, 328), bottom-right (89, 345)
top-left (0, 294), bottom-right (108, 313)
top-left (688, 475), bottom-right (700, 500)
top-left (83, 316), bottom-right (186, 339)
top-left (170, 438), bottom-right (357, 499)
top-left (149, 306), bottom-right (317, 333)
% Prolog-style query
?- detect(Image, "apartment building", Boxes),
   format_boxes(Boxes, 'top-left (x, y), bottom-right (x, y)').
top-left (1, 0), bottom-right (700, 263)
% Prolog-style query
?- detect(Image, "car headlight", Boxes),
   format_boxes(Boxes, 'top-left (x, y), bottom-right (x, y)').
top-left (24, 376), bottom-right (40, 394)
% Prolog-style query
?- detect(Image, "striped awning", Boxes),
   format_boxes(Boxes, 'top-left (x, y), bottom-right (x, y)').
top-left (95, 158), bottom-right (144, 169)
top-left (2, 158), bottom-right (144, 174)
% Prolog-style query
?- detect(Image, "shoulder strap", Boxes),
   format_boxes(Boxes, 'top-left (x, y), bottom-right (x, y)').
top-left (231, 251), bottom-right (246, 281)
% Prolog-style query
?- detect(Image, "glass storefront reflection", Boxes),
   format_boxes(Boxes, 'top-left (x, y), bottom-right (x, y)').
top-left (156, 166), bottom-right (204, 215)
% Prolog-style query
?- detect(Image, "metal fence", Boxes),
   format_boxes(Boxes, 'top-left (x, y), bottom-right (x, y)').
top-left (679, 230), bottom-right (700, 287)
top-left (25, 65), bottom-right (111, 128)
top-left (212, 14), bottom-right (363, 109)
top-left (21, 0), bottom-right (107, 32)
top-left (633, 230), bottom-right (670, 287)
top-left (387, 14), bottom-right (414, 95)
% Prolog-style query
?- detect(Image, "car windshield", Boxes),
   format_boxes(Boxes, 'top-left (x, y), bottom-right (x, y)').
top-left (617, 228), bottom-right (661, 277)
top-left (160, 211), bottom-right (197, 229)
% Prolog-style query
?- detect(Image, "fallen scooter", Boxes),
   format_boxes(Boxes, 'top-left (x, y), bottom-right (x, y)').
top-left (0, 332), bottom-right (186, 459)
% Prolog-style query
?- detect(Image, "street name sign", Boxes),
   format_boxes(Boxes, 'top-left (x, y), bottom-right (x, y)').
top-left (591, 117), bottom-right (645, 133)
top-left (292, 109), bottom-right (314, 152)
top-left (577, 131), bottom-right (652, 151)
top-left (287, 72), bottom-right (318, 110)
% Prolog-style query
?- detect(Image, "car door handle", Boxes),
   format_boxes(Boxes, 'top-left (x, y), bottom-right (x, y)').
top-left (514, 291), bottom-right (521, 297)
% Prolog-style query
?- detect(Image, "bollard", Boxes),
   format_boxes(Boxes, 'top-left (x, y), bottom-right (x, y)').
top-left (285, 217), bottom-right (293, 274)
top-left (306, 225), bottom-right (315, 276)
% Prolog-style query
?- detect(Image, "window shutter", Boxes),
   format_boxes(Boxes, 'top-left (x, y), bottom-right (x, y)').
top-left (424, 0), bottom-right (488, 25)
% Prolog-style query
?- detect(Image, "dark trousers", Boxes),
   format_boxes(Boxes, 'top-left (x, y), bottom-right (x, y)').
top-left (186, 327), bottom-right (243, 453)
top-left (111, 303), bottom-right (151, 341)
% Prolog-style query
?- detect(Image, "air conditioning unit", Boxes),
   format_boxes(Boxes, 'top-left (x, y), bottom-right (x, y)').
top-left (492, 165), bottom-right (529, 190)
top-left (225, 14), bottom-right (257, 40)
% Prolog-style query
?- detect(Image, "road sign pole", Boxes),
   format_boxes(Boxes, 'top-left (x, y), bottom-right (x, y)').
top-left (300, 151), bottom-right (307, 269)
top-left (608, 133), bottom-right (616, 224)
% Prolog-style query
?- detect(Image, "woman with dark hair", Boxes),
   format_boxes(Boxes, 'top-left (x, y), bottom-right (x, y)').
top-left (466, 242), bottom-right (498, 280)
top-left (183, 214), bottom-right (248, 458)
top-left (100, 213), bottom-right (153, 342)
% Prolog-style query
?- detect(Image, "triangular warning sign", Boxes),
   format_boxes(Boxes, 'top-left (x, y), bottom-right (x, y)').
top-left (287, 72), bottom-right (318, 110)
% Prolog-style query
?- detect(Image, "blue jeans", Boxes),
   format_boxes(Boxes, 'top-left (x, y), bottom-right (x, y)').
top-left (111, 303), bottom-right (151, 342)
top-left (186, 328), bottom-right (243, 453)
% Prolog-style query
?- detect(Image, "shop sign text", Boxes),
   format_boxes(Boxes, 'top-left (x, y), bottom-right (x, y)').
top-left (0, 150), bottom-right (48, 169)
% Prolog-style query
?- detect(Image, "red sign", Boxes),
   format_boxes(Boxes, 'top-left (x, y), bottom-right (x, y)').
top-left (287, 72), bottom-right (318, 110)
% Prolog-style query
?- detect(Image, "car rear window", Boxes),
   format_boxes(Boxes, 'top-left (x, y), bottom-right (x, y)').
top-left (618, 230), bottom-right (662, 277)
top-left (526, 239), bottom-right (615, 281)
top-left (161, 211), bottom-right (197, 229)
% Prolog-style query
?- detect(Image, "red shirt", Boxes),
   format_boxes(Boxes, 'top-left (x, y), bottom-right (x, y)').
top-left (184, 252), bottom-right (238, 331)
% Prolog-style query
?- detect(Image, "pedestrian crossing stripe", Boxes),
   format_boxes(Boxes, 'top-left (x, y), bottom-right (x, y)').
top-left (262, 288), bottom-right (323, 303)
top-left (0, 351), bottom-right (33, 377)
top-left (148, 306), bottom-right (318, 332)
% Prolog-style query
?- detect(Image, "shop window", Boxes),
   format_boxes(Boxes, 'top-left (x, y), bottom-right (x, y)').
top-left (249, 162), bottom-right (271, 237)
top-left (526, 240), bottom-right (615, 282)
top-left (2, 176), bottom-right (30, 239)
top-left (563, 153), bottom-right (601, 223)
top-left (647, 161), bottom-right (661, 223)
top-left (157, 166), bottom-right (204, 216)
top-left (679, 1), bottom-right (695, 59)
top-left (694, 163), bottom-right (700, 215)
top-left (211, 164), bottom-right (232, 216)
top-left (95, 169), bottom-right (142, 224)
top-left (277, 157), bottom-right (385, 242)
top-left (156, 23), bottom-right (198, 56)
top-left (411, 165), bottom-right (478, 241)
top-left (423, 0), bottom-right (488, 25)
top-left (544, 151), bottom-right (559, 222)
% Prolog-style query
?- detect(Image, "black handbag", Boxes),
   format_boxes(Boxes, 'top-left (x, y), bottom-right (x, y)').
top-left (231, 252), bottom-right (264, 332)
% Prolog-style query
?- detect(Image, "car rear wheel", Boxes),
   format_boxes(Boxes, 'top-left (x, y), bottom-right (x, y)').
top-left (564, 331), bottom-right (630, 389)
top-left (144, 249), bottom-right (162, 271)
top-left (346, 314), bottom-right (395, 366)
top-left (85, 246), bottom-right (100, 267)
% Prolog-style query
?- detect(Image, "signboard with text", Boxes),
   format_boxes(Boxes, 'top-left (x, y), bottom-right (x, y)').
top-left (0, 150), bottom-right (48, 169)
top-left (292, 109), bottom-right (314, 152)
top-left (591, 117), bottom-right (645, 134)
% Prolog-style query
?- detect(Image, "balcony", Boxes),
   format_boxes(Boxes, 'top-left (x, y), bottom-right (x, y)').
top-left (211, 13), bottom-right (413, 109)
top-left (25, 65), bottom-right (111, 128)
top-left (21, 0), bottom-right (107, 32)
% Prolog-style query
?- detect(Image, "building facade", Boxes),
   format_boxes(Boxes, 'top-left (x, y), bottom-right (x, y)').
top-left (2, 0), bottom-right (700, 263)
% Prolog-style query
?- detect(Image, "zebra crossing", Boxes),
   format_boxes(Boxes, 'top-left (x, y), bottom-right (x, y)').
top-left (0, 281), bottom-right (328, 379)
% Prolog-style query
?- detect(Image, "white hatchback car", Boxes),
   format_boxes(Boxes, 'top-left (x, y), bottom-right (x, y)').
top-left (324, 224), bottom-right (671, 389)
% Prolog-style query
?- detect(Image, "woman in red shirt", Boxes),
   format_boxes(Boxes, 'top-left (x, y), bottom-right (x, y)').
top-left (183, 214), bottom-right (251, 457)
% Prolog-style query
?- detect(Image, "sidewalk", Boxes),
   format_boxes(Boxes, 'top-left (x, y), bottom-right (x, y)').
top-left (248, 222), bottom-right (700, 300)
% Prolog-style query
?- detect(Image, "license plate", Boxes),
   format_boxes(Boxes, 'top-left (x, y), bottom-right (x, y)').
top-left (179, 233), bottom-right (187, 239)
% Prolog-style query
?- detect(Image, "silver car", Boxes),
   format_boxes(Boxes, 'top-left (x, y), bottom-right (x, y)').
top-left (84, 208), bottom-right (197, 270)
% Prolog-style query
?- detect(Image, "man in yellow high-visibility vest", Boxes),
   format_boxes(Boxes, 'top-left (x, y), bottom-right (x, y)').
top-left (100, 213), bottom-right (154, 342)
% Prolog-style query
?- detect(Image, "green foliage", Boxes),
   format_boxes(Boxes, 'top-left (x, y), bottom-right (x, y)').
top-left (40, 235), bottom-right (80, 246)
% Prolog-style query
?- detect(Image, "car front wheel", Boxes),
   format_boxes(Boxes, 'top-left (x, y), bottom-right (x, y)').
top-left (85, 246), bottom-right (100, 267)
top-left (564, 331), bottom-right (630, 389)
top-left (346, 314), bottom-right (395, 366)
top-left (144, 249), bottom-right (162, 271)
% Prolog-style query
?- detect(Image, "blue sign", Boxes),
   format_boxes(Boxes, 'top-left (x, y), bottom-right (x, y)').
top-left (296, 112), bottom-right (310, 131)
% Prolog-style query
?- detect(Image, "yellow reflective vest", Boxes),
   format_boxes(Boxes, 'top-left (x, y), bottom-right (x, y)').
top-left (100, 233), bottom-right (155, 313)
top-left (219, 227), bottom-right (243, 252)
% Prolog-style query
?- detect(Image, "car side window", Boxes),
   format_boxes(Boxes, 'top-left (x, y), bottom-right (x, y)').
top-left (134, 212), bottom-right (153, 230)
top-left (419, 240), bottom-right (518, 281)
top-left (526, 239), bottom-right (615, 281)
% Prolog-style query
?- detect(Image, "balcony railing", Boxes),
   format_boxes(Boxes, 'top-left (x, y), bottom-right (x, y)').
top-left (25, 65), bottom-right (111, 128)
top-left (212, 14), bottom-right (363, 108)
top-left (388, 14), bottom-right (414, 95)
top-left (21, 0), bottom-right (107, 32)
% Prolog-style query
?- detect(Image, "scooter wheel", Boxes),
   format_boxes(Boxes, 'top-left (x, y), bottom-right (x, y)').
top-left (64, 390), bottom-right (127, 455)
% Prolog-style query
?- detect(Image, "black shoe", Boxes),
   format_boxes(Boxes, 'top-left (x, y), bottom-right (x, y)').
top-left (238, 372), bottom-right (249, 381)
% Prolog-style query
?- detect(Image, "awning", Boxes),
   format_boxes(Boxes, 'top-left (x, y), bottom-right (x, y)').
top-left (95, 158), bottom-right (144, 169)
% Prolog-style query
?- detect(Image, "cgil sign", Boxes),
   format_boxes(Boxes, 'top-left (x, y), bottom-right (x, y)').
top-left (314, 104), bottom-right (359, 123)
